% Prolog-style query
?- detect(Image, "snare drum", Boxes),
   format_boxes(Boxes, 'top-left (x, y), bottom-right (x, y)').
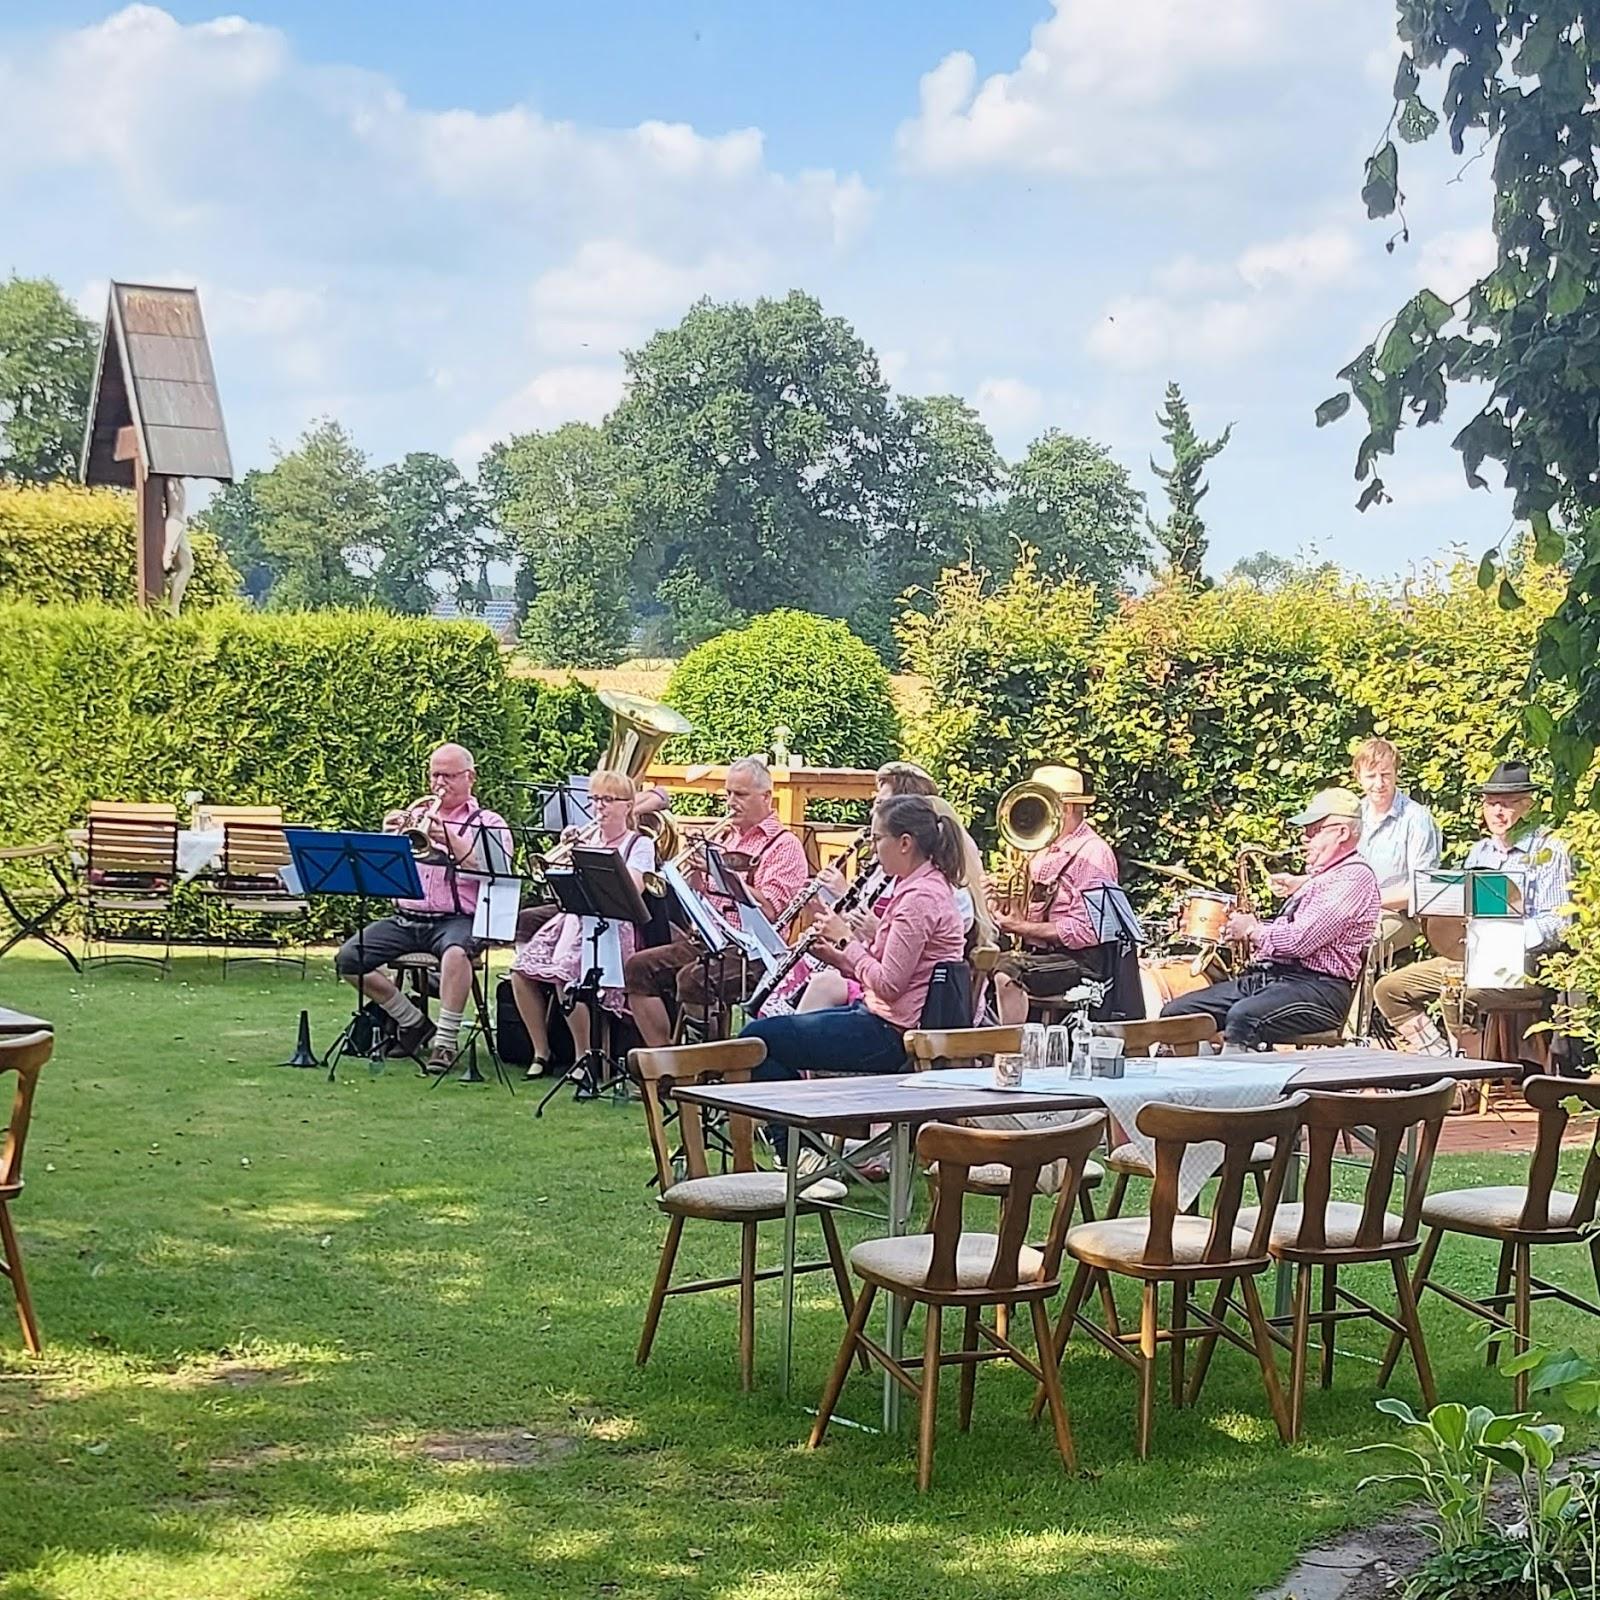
top-left (1175, 889), bottom-right (1233, 945)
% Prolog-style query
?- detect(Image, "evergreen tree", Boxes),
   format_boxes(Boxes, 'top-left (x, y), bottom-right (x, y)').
top-left (1146, 381), bottom-right (1231, 585)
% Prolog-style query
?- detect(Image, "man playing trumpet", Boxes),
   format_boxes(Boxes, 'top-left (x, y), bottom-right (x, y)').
top-left (334, 742), bottom-right (512, 1074)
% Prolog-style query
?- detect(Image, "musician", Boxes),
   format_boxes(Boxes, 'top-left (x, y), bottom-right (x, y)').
top-left (334, 743), bottom-right (512, 1074)
top-left (741, 795), bottom-right (967, 1154)
top-left (1161, 787), bottom-right (1380, 1047)
top-left (1270, 738), bottom-right (1440, 958)
top-left (624, 755), bottom-right (809, 1046)
top-left (1374, 761), bottom-right (1574, 1054)
top-left (509, 770), bottom-right (654, 1079)
top-left (991, 767), bottom-right (1119, 1025)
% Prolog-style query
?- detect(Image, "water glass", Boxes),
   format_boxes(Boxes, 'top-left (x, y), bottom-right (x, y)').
top-left (993, 1052), bottom-right (1024, 1089)
top-left (1020, 1023), bottom-right (1048, 1075)
top-left (1044, 1025), bottom-right (1071, 1077)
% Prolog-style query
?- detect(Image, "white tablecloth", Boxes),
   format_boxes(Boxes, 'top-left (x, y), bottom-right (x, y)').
top-left (932, 1060), bottom-right (1300, 1206)
top-left (176, 829), bottom-right (225, 882)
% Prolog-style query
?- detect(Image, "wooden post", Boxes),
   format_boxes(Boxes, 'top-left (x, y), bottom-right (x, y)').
top-left (116, 424), bottom-right (165, 607)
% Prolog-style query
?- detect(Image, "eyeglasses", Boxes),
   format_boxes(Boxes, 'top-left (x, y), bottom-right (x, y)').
top-left (430, 769), bottom-right (470, 781)
top-left (593, 795), bottom-right (630, 807)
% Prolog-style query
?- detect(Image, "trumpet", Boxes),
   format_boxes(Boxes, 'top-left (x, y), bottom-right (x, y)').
top-left (384, 795), bottom-right (444, 861)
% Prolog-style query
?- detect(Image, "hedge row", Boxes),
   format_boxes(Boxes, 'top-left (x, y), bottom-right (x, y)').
top-left (0, 482), bottom-right (238, 607)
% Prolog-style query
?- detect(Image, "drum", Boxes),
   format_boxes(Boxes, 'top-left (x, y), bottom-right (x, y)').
top-left (1175, 889), bottom-right (1233, 945)
top-left (1139, 954), bottom-right (1226, 1015)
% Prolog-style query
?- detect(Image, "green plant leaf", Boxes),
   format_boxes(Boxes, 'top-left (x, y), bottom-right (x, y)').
top-left (1315, 393), bottom-right (1351, 427)
top-left (1363, 141), bottom-right (1400, 218)
top-left (1476, 548), bottom-right (1498, 590)
top-left (1429, 1403), bottom-right (1470, 1450)
top-left (1497, 578), bottom-right (1524, 611)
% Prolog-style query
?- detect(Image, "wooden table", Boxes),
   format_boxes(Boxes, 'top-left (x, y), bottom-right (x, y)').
top-left (673, 1049), bottom-right (1508, 1426)
top-left (0, 1006), bottom-right (52, 1035)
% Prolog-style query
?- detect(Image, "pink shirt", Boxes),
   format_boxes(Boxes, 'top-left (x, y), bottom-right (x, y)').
top-left (1252, 850), bottom-right (1380, 982)
top-left (395, 800), bottom-right (512, 917)
top-left (706, 813), bottom-right (809, 930)
top-left (837, 860), bottom-right (965, 1031)
top-left (1028, 821), bottom-right (1119, 950)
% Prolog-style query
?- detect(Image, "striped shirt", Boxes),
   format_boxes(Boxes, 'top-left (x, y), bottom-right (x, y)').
top-left (1464, 827), bottom-right (1576, 954)
top-left (1359, 791), bottom-right (1441, 895)
top-left (396, 801), bottom-right (512, 917)
top-left (1251, 850), bottom-right (1380, 982)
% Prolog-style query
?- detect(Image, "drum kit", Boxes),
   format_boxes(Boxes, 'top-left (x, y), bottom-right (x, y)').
top-left (1131, 858), bottom-right (1235, 1013)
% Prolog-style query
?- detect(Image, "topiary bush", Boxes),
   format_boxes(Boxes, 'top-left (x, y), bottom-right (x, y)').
top-left (0, 481), bottom-right (238, 606)
top-left (662, 609), bottom-right (901, 770)
top-left (505, 673), bottom-right (609, 784)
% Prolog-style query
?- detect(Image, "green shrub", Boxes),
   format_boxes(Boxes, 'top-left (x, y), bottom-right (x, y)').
top-left (505, 673), bottom-right (609, 784)
top-left (663, 609), bottom-right (900, 769)
top-left (0, 481), bottom-right (238, 606)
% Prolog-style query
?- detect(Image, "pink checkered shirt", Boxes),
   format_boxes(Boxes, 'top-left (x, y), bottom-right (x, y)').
top-left (395, 800), bottom-right (512, 917)
top-left (1251, 849), bottom-right (1380, 982)
top-left (707, 813), bottom-right (809, 930)
top-left (1029, 821), bottom-right (1120, 950)
top-left (838, 860), bottom-right (966, 1030)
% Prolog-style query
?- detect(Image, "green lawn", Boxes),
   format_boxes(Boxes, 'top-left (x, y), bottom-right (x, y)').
top-left (0, 952), bottom-right (1594, 1600)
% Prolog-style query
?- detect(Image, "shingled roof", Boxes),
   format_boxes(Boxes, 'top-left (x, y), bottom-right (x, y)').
top-left (80, 282), bottom-right (233, 486)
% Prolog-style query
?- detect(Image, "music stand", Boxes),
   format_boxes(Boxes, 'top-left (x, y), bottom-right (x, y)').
top-left (535, 844), bottom-right (651, 1117)
top-left (283, 829), bottom-right (422, 1082)
top-left (673, 853), bottom-right (763, 1040)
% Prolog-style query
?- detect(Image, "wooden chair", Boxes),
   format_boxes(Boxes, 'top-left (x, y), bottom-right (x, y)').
top-left (0, 1031), bottom-right (51, 1353)
top-left (1040, 1093), bottom-right (1308, 1459)
top-left (1286, 938), bottom-right (1381, 1048)
top-left (1378, 1074), bottom-right (1600, 1410)
top-left (195, 809), bottom-right (308, 973)
top-left (905, 1025), bottom-right (1104, 1217)
top-left (1196, 1077), bottom-right (1456, 1439)
top-left (80, 803), bottom-right (180, 971)
top-left (1094, 1016), bottom-right (1272, 1220)
top-left (633, 1039), bottom-right (856, 1392)
top-left (809, 1114), bottom-right (1107, 1491)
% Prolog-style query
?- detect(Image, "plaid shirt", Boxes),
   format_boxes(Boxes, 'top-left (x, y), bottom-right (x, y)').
top-left (1464, 826), bottom-right (1575, 954)
top-left (1029, 821), bottom-right (1120, 950)
top-left (708, 812), bottom-right (809, 930)
top-left (1251, 849), bottom-right (1380, 982)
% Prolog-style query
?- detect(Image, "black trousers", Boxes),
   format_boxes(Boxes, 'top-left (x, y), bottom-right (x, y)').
top-left (1160, 963), bottom-right (1353, 1048)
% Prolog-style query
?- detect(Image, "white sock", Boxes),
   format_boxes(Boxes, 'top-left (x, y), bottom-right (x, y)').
top-left (379, 991), bottom-right (423, 1029)
top-left (434, 1006), bottom-right (465, 1053)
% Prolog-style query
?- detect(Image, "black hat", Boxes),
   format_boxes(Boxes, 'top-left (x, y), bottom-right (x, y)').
top-left (1477, 761), bottom-right (1537, 797)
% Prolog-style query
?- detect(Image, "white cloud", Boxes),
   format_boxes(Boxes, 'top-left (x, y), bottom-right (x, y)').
top-left (1415, 227), bottom-right (1497, 301)
top-left (451, 364), bottom-right (626, 465)
top-left (896, 0), bottom-right (1332, 176)
top-left (1237, 227), bottom-right (1363, 292)
top-left (974, 376), bottom-right (1044, 434)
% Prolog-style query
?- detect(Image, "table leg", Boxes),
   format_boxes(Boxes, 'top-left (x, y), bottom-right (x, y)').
top-left (883, 1120), bottom-right (912, 1432)
top-left (780, 1133), bottom-right (800, 1400)
top-left (1275, 1135), bottom-right (1302, 1319)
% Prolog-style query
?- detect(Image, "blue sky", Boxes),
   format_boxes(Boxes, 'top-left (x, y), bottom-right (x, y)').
top-left (0, 1), bottom-right (1515, 578)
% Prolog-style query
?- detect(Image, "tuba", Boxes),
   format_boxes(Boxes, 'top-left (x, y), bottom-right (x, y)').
top-left (991, 766), bottom-right (1083, 917)
top-left (595, 689), bottom-right (693, 875)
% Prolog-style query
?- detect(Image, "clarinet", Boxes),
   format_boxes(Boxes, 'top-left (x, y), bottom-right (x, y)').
top-left (749, 860), bottom-right (891, 1016)
top-left (770, 832), bottom-right (871, 937)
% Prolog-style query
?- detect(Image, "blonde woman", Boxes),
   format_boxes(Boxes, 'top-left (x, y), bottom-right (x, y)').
top-left (510, 770), bottom-right (654, 1077)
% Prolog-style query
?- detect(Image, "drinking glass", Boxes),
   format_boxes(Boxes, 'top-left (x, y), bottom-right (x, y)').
top-left (1044, 1025), bottom-right (1071, 1077)
top-left (993, 1052), bottom-right (1024, 1089)
top-left (1020, 1023), bottom-right (1048, 1075)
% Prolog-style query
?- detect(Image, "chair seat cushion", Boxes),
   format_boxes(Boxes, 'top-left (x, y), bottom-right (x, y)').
top-left (1067, 1215), bottom-right (1253, 1269)
top-left (661, 1170), bottom-right (846, 1219)
top-left (1237, 1201), bottom-right (1405, 1251)
top-left (849, 1231), bottom-right (1045, 1291)
top-left (1421, 1185), bottom-right (1579, 1236)
top-left (930, 1158), bottom-right (1104, 1193)
top-left (1106, 1139), bottom-right (1275, 1178)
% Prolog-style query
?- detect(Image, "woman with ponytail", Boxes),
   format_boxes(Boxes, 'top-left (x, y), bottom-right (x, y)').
top-left (740, 795), bottom-right (965, 1148)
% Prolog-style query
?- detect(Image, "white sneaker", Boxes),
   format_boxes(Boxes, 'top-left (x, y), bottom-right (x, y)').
top-left (796, 1147), bottom-right (830, 1179)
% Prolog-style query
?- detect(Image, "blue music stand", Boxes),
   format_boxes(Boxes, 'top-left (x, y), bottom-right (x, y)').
top-left (284, 830), bottom-right (423, 1080)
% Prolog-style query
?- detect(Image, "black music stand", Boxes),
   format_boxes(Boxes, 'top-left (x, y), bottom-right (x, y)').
top-left (664, 858), bottom-right (749, 1041)
top-left (283, 828), bottom-right (422, 1082)
top-left (535, 844), bottom-right (651, 1117)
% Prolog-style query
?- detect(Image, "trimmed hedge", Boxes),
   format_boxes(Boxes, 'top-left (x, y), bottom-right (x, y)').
top-left (663, 609), bottom-right (900, 768)
top-left (0, 482), bottom-right (238, 606)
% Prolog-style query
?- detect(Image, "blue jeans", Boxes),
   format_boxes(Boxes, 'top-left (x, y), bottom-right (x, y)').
top-left (739, 1003), bottom-right (907, 1156)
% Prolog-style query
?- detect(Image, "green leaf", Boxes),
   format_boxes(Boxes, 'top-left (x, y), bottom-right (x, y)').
top-left (1497, 578), bottom-right (1524, 611)
top-left (1393, 53), bottom-right (1419, 100)
top-left (1548, 255), bottom-right (1587, 317)
top-left (1429, 1403), bottom-right (1470, 1449)
top-left (1530, 508), bottom-right (1565, 564)
top-left (1314, 393), bottom-right (1351, 427)
top-left (1415, 289), bottom-right (1453, 333)
top-left (1523, 704), bottom-right (1556, 746)
top-left (1474, 1441), bottom-right (1527, 1474)
top-left (1399, 96), bottom-right (1441, 143)
top-left (1476, 548), bottom-right (1499, 590)
top-left (1376, 1396), bottom-right (1421, 1426)
top-left (1356, 478), bottom-right (1388, 512)
top-left (1362, 142), bottom-right (1400, 219)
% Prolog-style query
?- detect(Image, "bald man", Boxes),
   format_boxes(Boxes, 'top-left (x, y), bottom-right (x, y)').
top-left (335, 742), bottom-right (511, 1074)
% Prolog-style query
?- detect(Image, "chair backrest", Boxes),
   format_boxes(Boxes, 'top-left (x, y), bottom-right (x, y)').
top-left (631, 1039), bottom-right (767, 1190)
top-left (1137, 1094), bottom-right (1309, 1267)
top-left (904, 1025), bottom-right (1021, 1072)
top-left (1101, 1015), bottom-right (1217, 1057)
top-left (917, 1114), bottom-right (1107, 1293)
top-left (0, 1031), bottom-right (51, 1197)
top-left (1292, 1078), bottom-right (1456, 1251)
top-left (87, 801), bottom-right (179, 822)
top-left (221, 820), bottom-right (292, 877)
top-left (87, 815), bottom-right (178, 877)
top-left (1521, 1075), bottom-right (1600, 1231)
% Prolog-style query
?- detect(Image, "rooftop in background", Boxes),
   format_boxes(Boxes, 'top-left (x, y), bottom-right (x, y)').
top-left (429, 595), bottom-right (518, 641)
top-left (80, 283), bottom-right (233, 487)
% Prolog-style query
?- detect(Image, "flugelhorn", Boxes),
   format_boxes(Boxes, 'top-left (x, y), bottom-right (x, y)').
top-left (384, 795), bottom-right (443, 861)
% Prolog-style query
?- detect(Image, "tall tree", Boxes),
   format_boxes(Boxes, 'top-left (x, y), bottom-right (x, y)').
top-left (1328, 6), bottom-right (1600, 809)
top-left (1146, 381), bottom-right (1231, 585)
top-left (374, 451), bottom-right (491, 616)
top-left (255, 420), bottom-right (379, 611)
top-left (609, 291), bottom-right (894, 647)
top-left (195, 469), bottom-right (277, 603)
top-left (482, 422), bottom-right (636, 667)
top-left (0, 276), bottom-right (98, 483)
top-left (999, 430), bottom-right (1146, 593)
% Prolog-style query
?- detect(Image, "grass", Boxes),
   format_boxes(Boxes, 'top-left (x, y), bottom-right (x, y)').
top-left (0, 951), bottom-right (1595, 1599)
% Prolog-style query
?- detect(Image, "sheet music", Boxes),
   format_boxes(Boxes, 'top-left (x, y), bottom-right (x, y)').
top-left (737, 899), bottom-right (788, 959)
top-left (1412, 869), bottom-right (1466, 918)
top-left (1085, 884), bottom-right (1143, 946)
top-left (1465, 919), bottom-right (1531, 988)
top-left (541, 778), bottom-right (593, 833)
top-left (473, 879), bottom-right (521, 941)
top-left (662, 862), bottom-right (727, 952)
